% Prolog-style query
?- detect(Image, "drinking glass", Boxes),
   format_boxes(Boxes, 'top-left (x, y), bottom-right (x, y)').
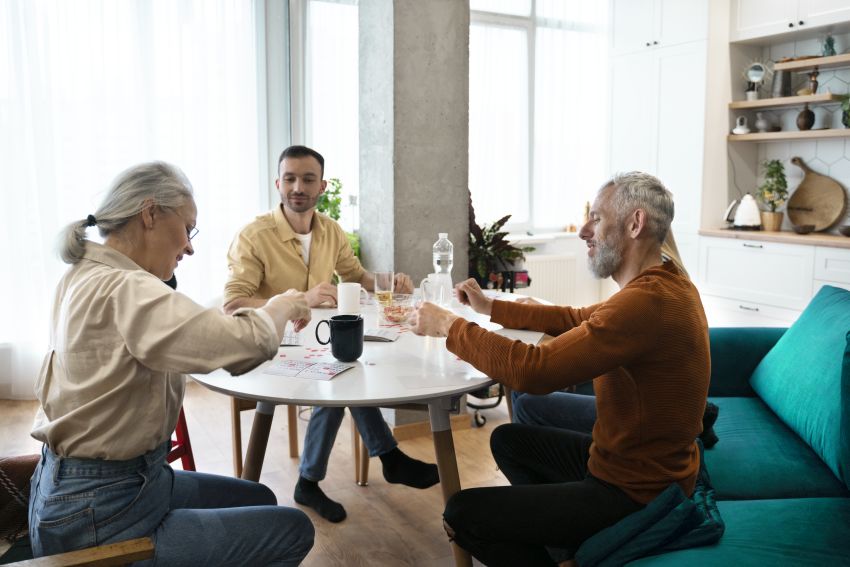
top-left (374, 271), bottom-right (394, 306)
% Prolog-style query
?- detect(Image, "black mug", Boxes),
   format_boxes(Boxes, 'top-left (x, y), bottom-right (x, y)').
top-left (315, 315), bottom-right (364, 362)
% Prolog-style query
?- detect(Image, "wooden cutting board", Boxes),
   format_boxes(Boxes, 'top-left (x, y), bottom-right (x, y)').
top-left (787, 156), bottom-right (847, 231)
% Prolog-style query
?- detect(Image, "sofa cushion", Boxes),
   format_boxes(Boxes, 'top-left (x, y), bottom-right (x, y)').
top-left (748, 285), bottom-right (850, 488)
top-left (705, 397), bottom-right (847, 500)
top-left (627, 498), bottom-right (850, 567)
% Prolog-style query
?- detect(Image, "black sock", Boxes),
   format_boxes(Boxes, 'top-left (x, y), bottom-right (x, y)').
top-left (379, 447), bottom-right (439, 489)
top-left (293, 476), bottom-right (346, 522)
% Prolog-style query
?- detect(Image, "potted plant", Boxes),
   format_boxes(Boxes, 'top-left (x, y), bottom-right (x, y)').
top-left (468, 193), bottom-right (534, 288)
top-left (317, 177), bottom-right (360, 257)
top-left (756, 159), bottom-right (788, 231)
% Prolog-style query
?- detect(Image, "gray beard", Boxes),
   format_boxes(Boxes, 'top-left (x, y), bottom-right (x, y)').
top-left (588, 237), bottom-right (623, 279)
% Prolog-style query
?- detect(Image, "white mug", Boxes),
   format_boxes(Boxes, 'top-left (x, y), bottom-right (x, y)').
top-left (337, 282), bottom-right (369, 315)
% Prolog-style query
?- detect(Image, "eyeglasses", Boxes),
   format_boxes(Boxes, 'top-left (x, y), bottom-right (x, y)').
top-left (187, 226), bottom-right (199, 241)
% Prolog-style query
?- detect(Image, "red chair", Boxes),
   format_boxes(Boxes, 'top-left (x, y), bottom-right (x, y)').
top-left (167, 407), bottom-right (196, 471)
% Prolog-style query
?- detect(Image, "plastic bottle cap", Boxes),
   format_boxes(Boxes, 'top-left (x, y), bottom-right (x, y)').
top-left (438, 233), bottom-right (448, 238)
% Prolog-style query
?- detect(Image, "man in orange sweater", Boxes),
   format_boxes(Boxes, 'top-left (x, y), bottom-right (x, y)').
top-left (411, 172), bottom-right (710, 566)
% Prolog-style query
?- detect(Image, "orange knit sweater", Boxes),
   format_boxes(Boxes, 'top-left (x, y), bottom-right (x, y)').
top-left (446, 262), bottom-right (710, 504)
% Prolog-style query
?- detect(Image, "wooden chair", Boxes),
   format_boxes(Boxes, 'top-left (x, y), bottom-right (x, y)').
top-left (230, 399), bottom-right (371, 484)
top-left (3, 537), bottom-right (155, 566)
top-left (167, 407), bottom-right (195, 471)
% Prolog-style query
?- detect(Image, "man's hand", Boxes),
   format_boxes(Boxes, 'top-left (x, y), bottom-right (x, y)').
top-left (455, 278), bottom-right (494, 316)
top-left (410, 302), bottom-right (460, 337)
top-left (305, 282), bottom-right (338, 307)
top-left (394, 272), bottom-right (414, 294)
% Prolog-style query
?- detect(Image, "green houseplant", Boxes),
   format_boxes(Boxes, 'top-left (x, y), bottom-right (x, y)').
top-left (468, 193), bottom-right (534, 287)
top-left (316, 177), bottom-right (360, 257)
top-left (756, 159), bottom-right (788, 231)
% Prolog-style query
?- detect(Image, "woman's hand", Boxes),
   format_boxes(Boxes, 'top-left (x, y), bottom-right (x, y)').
top-left (262, 290), bottom-right (311, 335)
top-left (410, 302), bottom-right (460, 337)
top-left (455, 278), bottom-right (493, 316)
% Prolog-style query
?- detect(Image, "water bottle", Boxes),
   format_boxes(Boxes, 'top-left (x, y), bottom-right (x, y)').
top-left (432, 233), bottom-right (454, 305)
top-left (432, 233), bottom-right (453, 276)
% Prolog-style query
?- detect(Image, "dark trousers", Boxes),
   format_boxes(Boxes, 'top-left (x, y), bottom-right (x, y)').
top-left (444, 424), bottom-right (644, 566)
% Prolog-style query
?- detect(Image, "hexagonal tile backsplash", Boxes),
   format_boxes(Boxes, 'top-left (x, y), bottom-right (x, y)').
top-left (752, 33), bottom-right (850, 233)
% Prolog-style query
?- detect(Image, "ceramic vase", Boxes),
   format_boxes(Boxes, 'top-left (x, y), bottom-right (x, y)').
top-left (797, 104), bottom-right (815, 131)
top-left (755, 112), bottom-right (769, 133)
top-left (761, 211), bottom-right (783, 232)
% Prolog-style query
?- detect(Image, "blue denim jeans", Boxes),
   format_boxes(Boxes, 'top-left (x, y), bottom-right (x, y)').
top-left (512, 391), bottom-right (597, 434)
top-left (29, 443), bottom-right (314, 565)
top-left (299, 407), bottom-right (396, 481)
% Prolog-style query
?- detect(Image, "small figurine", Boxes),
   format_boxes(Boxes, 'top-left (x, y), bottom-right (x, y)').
top-left (823, 35), bottom-right (836, 57)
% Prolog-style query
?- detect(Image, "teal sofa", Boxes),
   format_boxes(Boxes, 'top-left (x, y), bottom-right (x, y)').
top-left (632, 285), bottom-right (850, 566)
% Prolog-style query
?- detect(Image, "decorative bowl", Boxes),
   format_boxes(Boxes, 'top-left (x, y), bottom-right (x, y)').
top-left (379, 294), bottom-right (415, 325)
top-left (792, 224), bottom-right (815, 235)
top-left (839, 225), bottom-right (850, 237)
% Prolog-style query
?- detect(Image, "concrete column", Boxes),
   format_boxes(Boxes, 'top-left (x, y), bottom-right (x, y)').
top-left (359, 0), bottom-right (469, 283)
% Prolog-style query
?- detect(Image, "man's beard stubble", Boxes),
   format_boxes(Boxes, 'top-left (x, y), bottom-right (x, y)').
top-left (588, 231), bottom-right (624, 279)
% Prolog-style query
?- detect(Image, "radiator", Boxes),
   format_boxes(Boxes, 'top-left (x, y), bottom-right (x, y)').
top-left (515, 254), bottom-right (576, 305)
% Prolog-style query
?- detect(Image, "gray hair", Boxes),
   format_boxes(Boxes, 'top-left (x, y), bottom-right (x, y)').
top-left (603, 171), bottom-right (674, 244)
top-left (59, 161), bottom-right (194, 264)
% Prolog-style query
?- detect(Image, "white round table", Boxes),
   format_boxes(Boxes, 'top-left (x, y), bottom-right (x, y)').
top-left (193, 299), bottom-right (543, 567)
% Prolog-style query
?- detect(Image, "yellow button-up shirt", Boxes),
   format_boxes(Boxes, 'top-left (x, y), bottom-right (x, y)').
top-left (32, 242), bottom-right (279, 460)
top-left (224, 205), bottom-right (365, 302)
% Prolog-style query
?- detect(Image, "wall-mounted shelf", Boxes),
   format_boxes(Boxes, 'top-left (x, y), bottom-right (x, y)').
top-left (728, 93), bottom-right (843, 110)
top-left (774, 53), bottom-right (850, 73)
top-left (728, 129), bottom-right (850, 142)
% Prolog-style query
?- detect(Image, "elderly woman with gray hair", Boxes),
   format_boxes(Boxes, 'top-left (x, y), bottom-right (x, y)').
top-left (29, 162), bottom-right (314, 565)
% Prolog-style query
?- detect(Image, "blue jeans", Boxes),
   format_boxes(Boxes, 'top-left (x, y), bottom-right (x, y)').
top-left (29, 443), bottom-right (314, 565)
top-left (512, 391), bottom-right (597, 434)
top-left (300, 407), bottom-right (396, 481)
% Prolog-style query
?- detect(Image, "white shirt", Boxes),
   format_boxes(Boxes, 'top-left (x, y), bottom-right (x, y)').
top-left (294, 231), bottom-right (312, 265)
top-left (31, 242), bottom-right (279, 460)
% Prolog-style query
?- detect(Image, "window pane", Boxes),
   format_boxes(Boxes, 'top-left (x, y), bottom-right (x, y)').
top-left (470, 0), bottom-right (531, 17)
top-left (469, 23), bottom-right (529, 225)
top-left (537, 0), bottom-right (605, 27)
top-left (532, 13), bottom-right (609, 229)
top-left (306, 0), bottom-right (359, 232)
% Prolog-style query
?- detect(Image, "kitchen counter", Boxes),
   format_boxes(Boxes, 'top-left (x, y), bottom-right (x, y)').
top-left (700, 228), bottom-right (850, 249)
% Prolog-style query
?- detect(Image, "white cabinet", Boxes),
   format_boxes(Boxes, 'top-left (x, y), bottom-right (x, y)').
top-left (814, 246), bottom-right (850, 285)
top-left (699, 236), bottom-right (814, 310)
top-left (701, 294), bottom-right (801, 327)
top-left (609, 39), bottom-right (708, 247)
top-left (612, 0), bottom-right (708, 55)
top-left (731, 0), bottom-right (850, 42)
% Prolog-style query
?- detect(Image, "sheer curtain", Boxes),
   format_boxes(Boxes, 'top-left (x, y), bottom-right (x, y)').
top-left (469, 1), bottom-right (609, 230)
top-left (305, 0), bottom-right (359, 233)
top-left (0, 1), bottom-right (266, 399)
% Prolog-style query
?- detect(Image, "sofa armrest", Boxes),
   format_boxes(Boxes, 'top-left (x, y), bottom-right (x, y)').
top-left (708, 327), bottom-right (787, 397)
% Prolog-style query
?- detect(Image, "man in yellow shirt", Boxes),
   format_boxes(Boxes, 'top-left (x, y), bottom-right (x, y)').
top-left (224, 145), bottom-right (438, 522)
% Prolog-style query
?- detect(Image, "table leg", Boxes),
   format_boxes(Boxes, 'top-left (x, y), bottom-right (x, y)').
top-left (429, 400), bottom-right (472, 567)
top-left (241, 401), bottom-right (276, 482)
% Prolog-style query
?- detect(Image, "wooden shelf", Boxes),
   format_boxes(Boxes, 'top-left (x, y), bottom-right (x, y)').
top-left (728, 128), bottom-right (850, 142)
top-left (728, 93), bottom-right (843, 110)
top-left (774, 53), bottom-right (850, 73)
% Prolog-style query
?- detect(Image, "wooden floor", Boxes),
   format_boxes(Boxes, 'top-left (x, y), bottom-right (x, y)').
top-left (0, 381), bottom-right (510, 566)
